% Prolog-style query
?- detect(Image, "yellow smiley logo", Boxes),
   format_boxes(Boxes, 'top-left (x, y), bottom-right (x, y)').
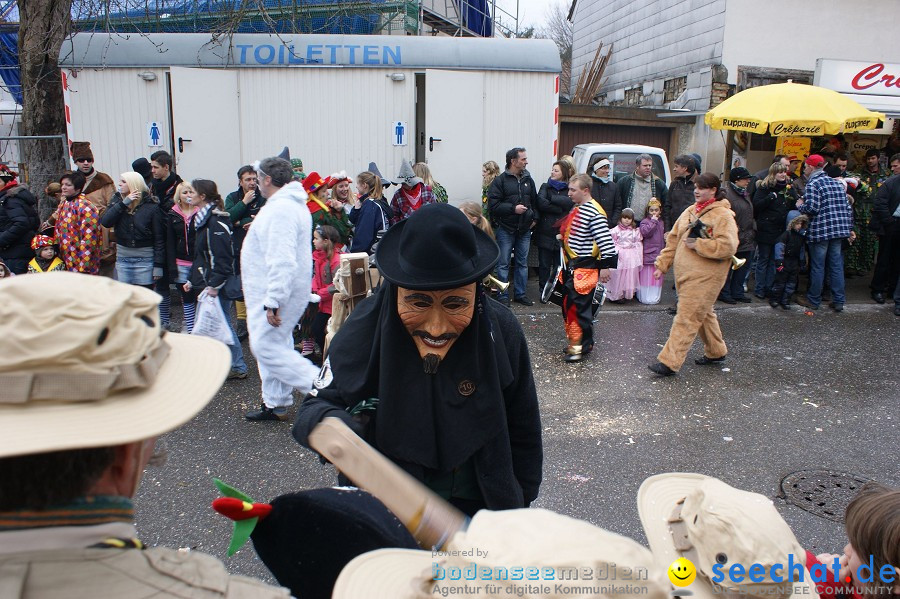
top-left (668, 557), bottom-right (697, 587)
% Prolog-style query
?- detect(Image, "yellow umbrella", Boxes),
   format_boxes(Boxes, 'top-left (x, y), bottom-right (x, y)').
top-left (705, 81), bottom-right (885, 137)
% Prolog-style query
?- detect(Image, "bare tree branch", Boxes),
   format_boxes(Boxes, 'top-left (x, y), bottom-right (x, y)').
top-left (537, 0), bottom-right (572, 96)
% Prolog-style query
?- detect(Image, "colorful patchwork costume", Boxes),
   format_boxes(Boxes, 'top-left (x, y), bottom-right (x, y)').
top-left (55, 193), bottom-right (101, 275)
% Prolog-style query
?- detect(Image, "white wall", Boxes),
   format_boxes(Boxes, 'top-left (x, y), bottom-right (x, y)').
top-left (721, 0), bottom-right (900, 84)
top-left (236, 68), bottom-right (417, 188)
top-left (0, 86), bottom-right (21, 167)
top-left (65, 66), bottom-right (556, 203)
top-left (66, 68), bottom-right (170, 176)
top-left (483, 71), bottom-right (557, 188)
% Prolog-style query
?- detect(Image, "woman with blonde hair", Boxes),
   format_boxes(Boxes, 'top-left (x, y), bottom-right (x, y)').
top-left (459, 200), bottom-right (494, 239)
top-left (752, 162), bottom-right (799, 298)
top-left (413, 162), bottom-right (447, 203)
top-left (165, 181), bottom-right (199, 332)
top-left (481, 160), bottom-right (500, 217)
top-left (100, 170), bottom-right (165, 288)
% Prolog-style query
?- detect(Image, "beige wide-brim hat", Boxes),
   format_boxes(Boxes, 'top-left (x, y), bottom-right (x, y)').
top-left (638, 473), bottom-right (818, 599)
top-left (333, 548), bottom-right (433, 599)
top-left (0, 272), bottom-right (231, 458)
top-left (333, 508), bottom-right (670, 599)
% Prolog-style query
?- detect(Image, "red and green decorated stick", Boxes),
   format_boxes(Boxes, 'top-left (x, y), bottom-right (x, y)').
top-left (211, 478), bottom-right (273, 556)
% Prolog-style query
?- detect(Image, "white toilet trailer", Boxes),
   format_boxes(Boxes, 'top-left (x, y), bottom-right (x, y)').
top-left (58, 33), bottom-right (560, 203)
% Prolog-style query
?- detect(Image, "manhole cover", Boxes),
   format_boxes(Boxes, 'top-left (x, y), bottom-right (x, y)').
top-left (780, 470), bottom-right (872, 522)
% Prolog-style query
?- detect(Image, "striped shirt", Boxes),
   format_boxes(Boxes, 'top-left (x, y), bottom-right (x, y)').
top-left (563, 200), bottom-right (618, 266)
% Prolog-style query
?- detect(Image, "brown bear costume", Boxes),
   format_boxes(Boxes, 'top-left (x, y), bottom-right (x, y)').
top-left (654, 197), bottom-right (739, 371)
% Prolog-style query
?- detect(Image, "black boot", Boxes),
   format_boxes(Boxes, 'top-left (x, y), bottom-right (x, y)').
top-left (648, 362), bottom-right (676, 376)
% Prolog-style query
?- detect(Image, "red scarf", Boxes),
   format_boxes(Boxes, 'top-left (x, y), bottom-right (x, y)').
top-left (401, 184), bottom-right (422, 207)
top-left (694, 197), bottom-right (716, 213)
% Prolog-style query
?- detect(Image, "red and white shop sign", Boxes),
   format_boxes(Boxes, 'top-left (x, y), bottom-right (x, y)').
top-left (815, 59), bottom-right (900, 96)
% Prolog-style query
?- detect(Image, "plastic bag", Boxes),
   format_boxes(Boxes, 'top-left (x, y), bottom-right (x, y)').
top-left (192, 290), bottom-right (234, 345)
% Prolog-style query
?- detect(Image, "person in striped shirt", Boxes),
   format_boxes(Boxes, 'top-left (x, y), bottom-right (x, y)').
top-left (558, 174), bottom-right (618, 362)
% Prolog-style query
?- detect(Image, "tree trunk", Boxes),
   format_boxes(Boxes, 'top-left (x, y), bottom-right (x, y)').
top-left (18, 0), bottom-right (72, 188)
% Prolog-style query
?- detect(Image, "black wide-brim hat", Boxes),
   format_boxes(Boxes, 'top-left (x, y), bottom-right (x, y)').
top-left (251, 488), bottom-right (418, 599)
top-left (376, 203), bottom-right (499, 290)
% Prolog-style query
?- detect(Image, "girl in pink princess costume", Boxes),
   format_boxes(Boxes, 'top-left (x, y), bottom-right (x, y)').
top-left (606, 208), bottom-right (642, 302)
top-left (637, 199), bottom-right (665, 304)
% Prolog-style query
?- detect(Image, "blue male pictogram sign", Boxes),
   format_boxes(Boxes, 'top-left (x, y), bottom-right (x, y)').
top-left (393, 121), bottom-right (407, 146)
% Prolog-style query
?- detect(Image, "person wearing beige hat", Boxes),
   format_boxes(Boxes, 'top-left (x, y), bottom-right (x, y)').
top-left (638, 473), bottom-right (820, 599)
top-left (0, 272), bottom-right (289, 598)
top-left (333, 507), bottom-right (671, 599)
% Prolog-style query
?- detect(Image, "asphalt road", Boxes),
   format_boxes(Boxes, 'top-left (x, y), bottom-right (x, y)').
top-left (135, 286), bottom-right (899, 584)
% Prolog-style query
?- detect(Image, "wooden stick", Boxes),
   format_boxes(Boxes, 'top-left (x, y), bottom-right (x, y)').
top-left (308, 417), bottom-right (470, 550)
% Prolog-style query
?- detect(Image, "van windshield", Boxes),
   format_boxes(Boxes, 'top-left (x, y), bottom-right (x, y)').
top-left (591, 153), bottom-right (667, 184)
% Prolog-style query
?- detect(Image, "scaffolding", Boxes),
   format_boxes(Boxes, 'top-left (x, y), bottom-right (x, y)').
top-left (66, 0), bottom-right (518, 39)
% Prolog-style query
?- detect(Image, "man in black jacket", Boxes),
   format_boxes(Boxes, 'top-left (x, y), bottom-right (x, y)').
top-left (664, 155), bottom-right (699, 231)
top-left (616, 154), bottom-right (667, 223)
top-left (870, 157), bottom-right (900, 312)
top-left (150, 151), bottom-right (183, 212)
top-left (487, 147), bottom-right (538, 306)
top-left (294, 204), bottom-right (543, 515)
top-left (149, 151), bottom-right (184, 331)
top-left (0, 165), bottom-right (39, 274)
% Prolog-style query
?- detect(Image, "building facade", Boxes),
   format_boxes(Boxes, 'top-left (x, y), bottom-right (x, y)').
top-left (570, 0), bottom-right (900, 173)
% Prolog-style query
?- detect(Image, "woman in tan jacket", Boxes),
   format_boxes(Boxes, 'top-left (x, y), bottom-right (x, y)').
top-left (649, 172), bottom-right (739, 375)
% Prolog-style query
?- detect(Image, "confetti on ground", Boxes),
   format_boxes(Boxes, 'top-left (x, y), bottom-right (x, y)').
top-left (723, 436), bottom-right (733, 442)
top-left (561, 473), bottom-right (592, 483)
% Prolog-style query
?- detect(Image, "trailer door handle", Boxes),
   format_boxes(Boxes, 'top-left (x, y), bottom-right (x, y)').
top-left (429, 136), bottom-right (442, 151)
top-left (178, 137), bottom-right (193, 153)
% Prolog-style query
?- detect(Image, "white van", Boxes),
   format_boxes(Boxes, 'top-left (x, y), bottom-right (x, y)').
top-left (572, 143), bottom-right (671, 186)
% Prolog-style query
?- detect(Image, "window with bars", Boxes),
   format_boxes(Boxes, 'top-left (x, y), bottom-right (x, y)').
top-left (624, 87), bottom-right (642, 106)
top-left (663, 77), bottom-right (687, 103)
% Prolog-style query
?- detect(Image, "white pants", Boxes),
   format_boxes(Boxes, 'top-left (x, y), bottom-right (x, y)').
top-left (245, 293), bottom-right (320, 409)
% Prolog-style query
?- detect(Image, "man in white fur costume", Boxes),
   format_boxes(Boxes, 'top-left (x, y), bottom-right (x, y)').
top-left (241, 156), bottom-right (320, 421)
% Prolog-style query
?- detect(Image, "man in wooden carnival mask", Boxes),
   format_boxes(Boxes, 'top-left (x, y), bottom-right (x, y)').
top-left (294, 203), bottom-right (543, 516)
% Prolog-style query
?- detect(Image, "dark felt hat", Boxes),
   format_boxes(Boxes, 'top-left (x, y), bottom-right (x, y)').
top-left (729, 166), bottom-right (751, 181)
top-left (250, 488), bottom-right (417, 599)
top-left (376, 203), bottom-right (499, 290)
top-left (131, 157), bottom-right (152, 179)
top-left (690, 153), bottom-right (702, 171)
